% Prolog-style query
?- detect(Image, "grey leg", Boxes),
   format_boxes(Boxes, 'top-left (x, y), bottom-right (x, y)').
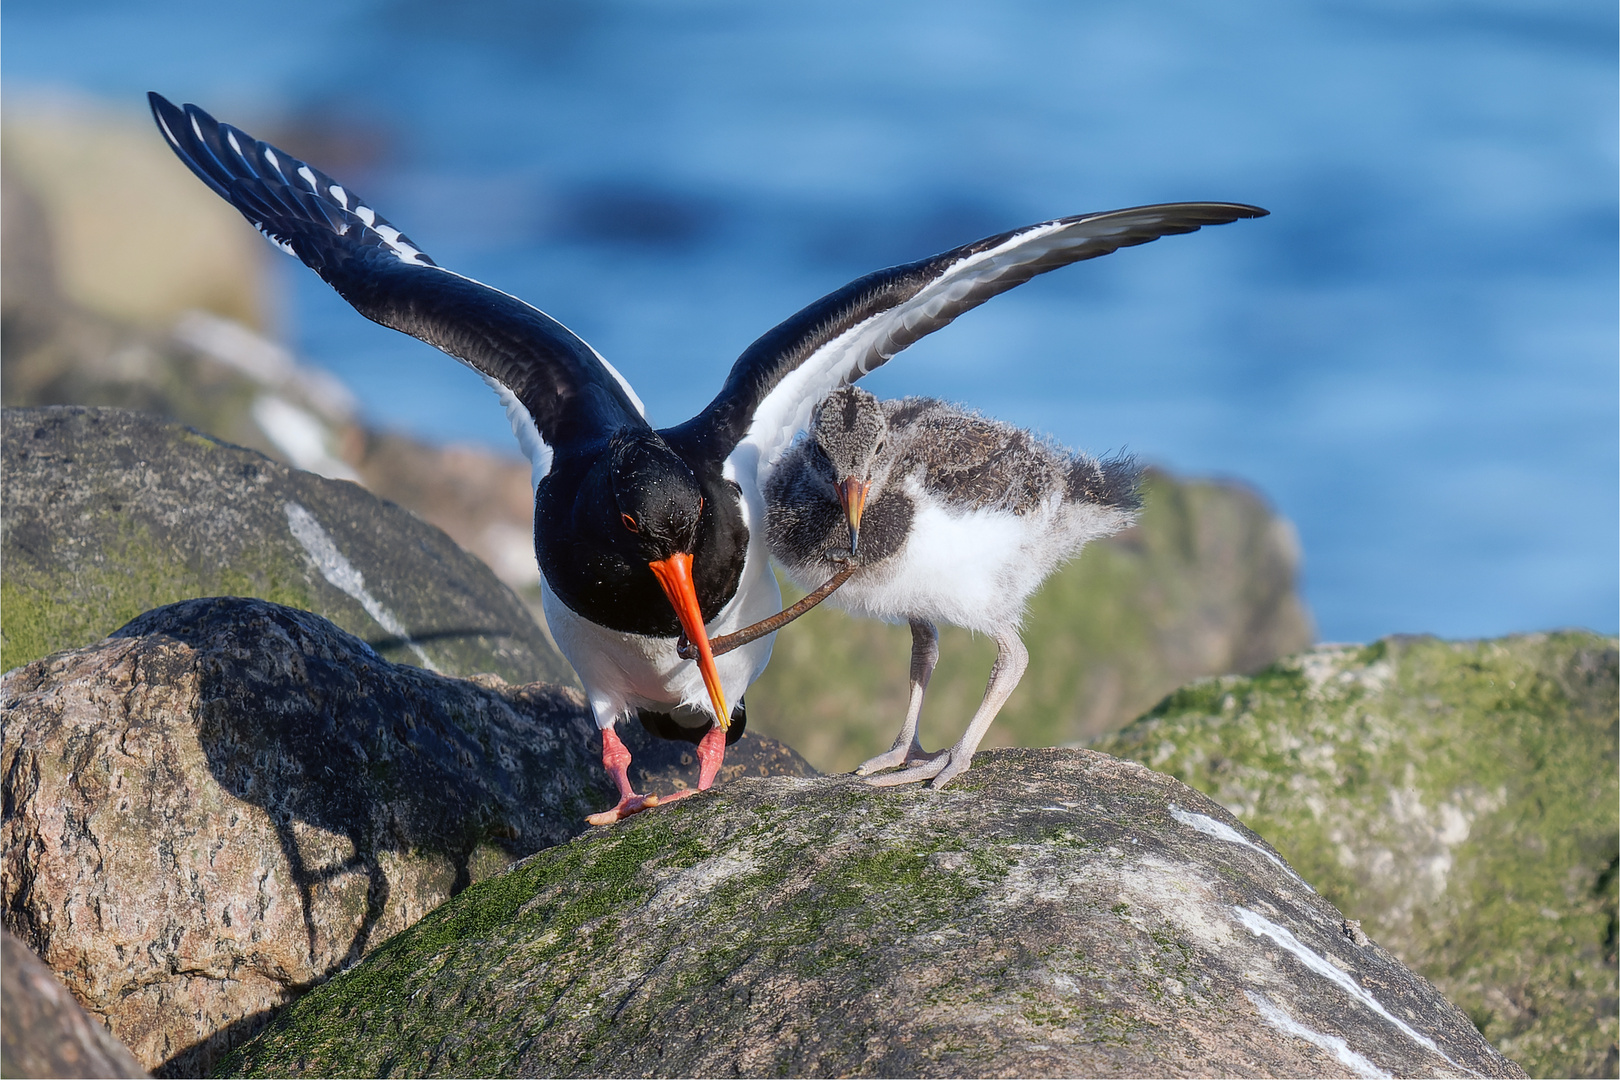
top-left (856, 620), bottom-right (940, 776)
top-left (866, 629), bottom-right (1027, 789)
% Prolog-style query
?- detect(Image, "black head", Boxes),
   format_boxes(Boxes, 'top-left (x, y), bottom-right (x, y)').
top-left (568, 428), bottom-right (732, 727)
top-left (608, 429), bottom-right (705, 559)
top-left (811, 385), bottom-right (889, 481)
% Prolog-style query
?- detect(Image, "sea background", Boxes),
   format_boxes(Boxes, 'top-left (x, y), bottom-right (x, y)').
top-left (4, 0), bottom-right (1615, 644)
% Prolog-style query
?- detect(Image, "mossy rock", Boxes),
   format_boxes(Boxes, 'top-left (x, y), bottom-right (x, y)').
top-left (218, 749), bottom-right (1520, 1078)
top-left (1094, 632), bottom-right (1619, 1079)
top-left (1, 405), bottom-right (572, 686)
top-left (2, 596), bottom-right (812, 1078)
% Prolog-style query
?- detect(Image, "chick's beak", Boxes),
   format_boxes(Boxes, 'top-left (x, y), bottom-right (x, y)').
top-left (836, 477), bottom-right (871, 554)
top-left (647, 552), bottom-right (730, 730)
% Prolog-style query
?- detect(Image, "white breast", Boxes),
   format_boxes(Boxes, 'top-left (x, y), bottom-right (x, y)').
top-left (542, 535), bottom-right (782, 731)
top-left (819, 481), bottom-right (1134, 635)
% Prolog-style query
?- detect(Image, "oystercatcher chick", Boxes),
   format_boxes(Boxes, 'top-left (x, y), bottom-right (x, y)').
top-left (148, 92), bottom-right (1265, 822)
top-left (766, 386), bottom-right (1142, 788)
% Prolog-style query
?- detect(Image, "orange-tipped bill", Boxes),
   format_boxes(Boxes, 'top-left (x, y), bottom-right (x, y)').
top-left (647, 552), bottom-right (730, 730)
top-left (837, 477), bottom-right (871, 554)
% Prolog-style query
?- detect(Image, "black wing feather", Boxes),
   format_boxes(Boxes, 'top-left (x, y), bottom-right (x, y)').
top-left (148, 92), bottom-right (643, 453)
top-left (668, 203), bottom-right (1266, 462)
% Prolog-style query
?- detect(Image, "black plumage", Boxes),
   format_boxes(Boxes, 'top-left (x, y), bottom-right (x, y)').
top-left (149, 92), bottom-right (1263, 819)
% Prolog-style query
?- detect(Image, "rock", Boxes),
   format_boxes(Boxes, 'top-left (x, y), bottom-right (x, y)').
top-left (3, 129), bottom-right (552, 610)
top-left (220, 750), bottom-right (1520, 1079)
top-left (0, 597), bottom-right (814, 1077)
top-left (2, 97), bottom-right (268, 332)
top-left (0, 405), bottom-right (571, 685)
top-left (1093, 633), bottom-right (1618, 1079)
top-left (2, 930), bottom-right (149, 1079)
top-left (2, 111), bottom-right (328, 476)
top-left (341, 427), bottom-right (546, 605)
top-left (751, 470), bottom-right (1314, 768)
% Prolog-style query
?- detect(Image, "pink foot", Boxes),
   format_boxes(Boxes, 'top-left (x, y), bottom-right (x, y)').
top-left (585, 791), bottom-right (662, 826)
top-left (586, 726), bottom-right (662, 825)
top-left (585, 722), bottom-right (730, 825)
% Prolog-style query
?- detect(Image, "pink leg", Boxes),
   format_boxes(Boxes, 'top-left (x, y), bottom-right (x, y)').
top-left (584, 726), bottom-right (661, 826)
top-left (658, 723), bottom-right (728, 805)
top-left (695, 724), bottom-right (727, 790)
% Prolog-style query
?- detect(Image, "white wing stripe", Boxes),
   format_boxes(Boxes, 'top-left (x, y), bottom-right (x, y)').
top-left (483, 375), bottom-right (554, 488)
top-left (734, 211), bottom-right (1193, 489)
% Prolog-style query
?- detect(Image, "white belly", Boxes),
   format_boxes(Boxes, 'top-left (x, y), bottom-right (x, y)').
top-left (542, 547), bottom-right (781, 730)
top-left (817, 487), bottom-right (1132, 634)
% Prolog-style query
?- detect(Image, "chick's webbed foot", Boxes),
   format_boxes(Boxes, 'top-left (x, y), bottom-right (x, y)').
top-left (866, 630), bottom-right (1027, 792)
top-left (856, 744), bottom-right (941, 776)
top-left (863, 749), bottom-right (956, 788)
top-left (855, 620), bottom-right (941, 780)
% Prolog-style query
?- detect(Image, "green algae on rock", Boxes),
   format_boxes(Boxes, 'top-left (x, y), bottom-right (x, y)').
top-left (1, 596), bottom-right (813, 1079)
top-left (0, 406), bottom-right (571, 685)
top-left (219, 749), bottom-right (1521, 1079)
top-left (1094, 632), bottom-right (1619, 1079)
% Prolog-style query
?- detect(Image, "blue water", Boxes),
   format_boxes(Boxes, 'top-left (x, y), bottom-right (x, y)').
top-left (6, 0), bottom-right (1616, 642)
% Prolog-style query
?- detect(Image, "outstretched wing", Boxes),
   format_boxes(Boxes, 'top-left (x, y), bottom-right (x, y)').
top-left (666, 203), bottom-right (1265, 475)
top-left (148, 93), bottom-right (646, 479)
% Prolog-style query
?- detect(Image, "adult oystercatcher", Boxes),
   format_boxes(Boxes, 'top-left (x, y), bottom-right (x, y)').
top-left (765, 385), bottom-right (1142, 788)
top-left (148, 92), bottom-right (1265, 822)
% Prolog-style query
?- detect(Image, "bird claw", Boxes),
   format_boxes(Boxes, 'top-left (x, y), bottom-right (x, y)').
top-left (854, 745), bottom-right (930, 775)
top-left (584, 786), bottom-right (703, 826)
top-left (584, 791), bottom-right (663, 826)
top-left (861, 750), bottom-right (952, 787)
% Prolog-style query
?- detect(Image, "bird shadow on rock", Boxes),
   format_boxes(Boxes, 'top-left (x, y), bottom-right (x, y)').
top-left (104, 596), bottom-right (815, 1077)
top-left (363, 627), bottom-right (530, 651)
top-left (108, 597), bottom-right (611, 1075)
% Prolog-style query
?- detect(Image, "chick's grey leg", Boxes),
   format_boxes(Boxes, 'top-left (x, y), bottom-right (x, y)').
top-left (857, 620), bottom-right (943, 777)
top-left (867, 629), bottom-right (1027, 789)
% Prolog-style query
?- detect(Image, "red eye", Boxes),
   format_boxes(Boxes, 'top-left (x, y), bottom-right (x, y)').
top-left (621, 513), bottom-right (639, 533)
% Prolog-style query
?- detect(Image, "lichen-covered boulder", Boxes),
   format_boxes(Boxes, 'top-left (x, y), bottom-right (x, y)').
top-left (1094, 633), bottom-right (1619, 1079)
top-left (0, 405), bottom-right (571, 684)
top-left (221, 749), bottom-right (1521, 1079)
top-left (1, 930), bottom-right (149, 1079)
top-left (0, 597), bottom-right (813, 1078)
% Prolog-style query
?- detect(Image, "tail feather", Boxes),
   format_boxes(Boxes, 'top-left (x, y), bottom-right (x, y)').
top-left (1067, 452), bottom-right (1143, 511)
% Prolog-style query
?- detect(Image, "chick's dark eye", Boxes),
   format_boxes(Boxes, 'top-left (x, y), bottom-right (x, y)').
top-left (621, 513), bottom-right (639, 533)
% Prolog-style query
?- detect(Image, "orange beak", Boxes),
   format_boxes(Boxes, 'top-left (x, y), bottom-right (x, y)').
top-left (647, 552), bottom-right (730, 730)
top-left (836, 477), bottom-right (871, 554)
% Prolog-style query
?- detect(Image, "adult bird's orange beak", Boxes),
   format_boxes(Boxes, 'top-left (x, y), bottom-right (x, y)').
top-left (836, 477), bottom-right (871, 554)
top-left (647, 552), bottom-right (730, 730)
